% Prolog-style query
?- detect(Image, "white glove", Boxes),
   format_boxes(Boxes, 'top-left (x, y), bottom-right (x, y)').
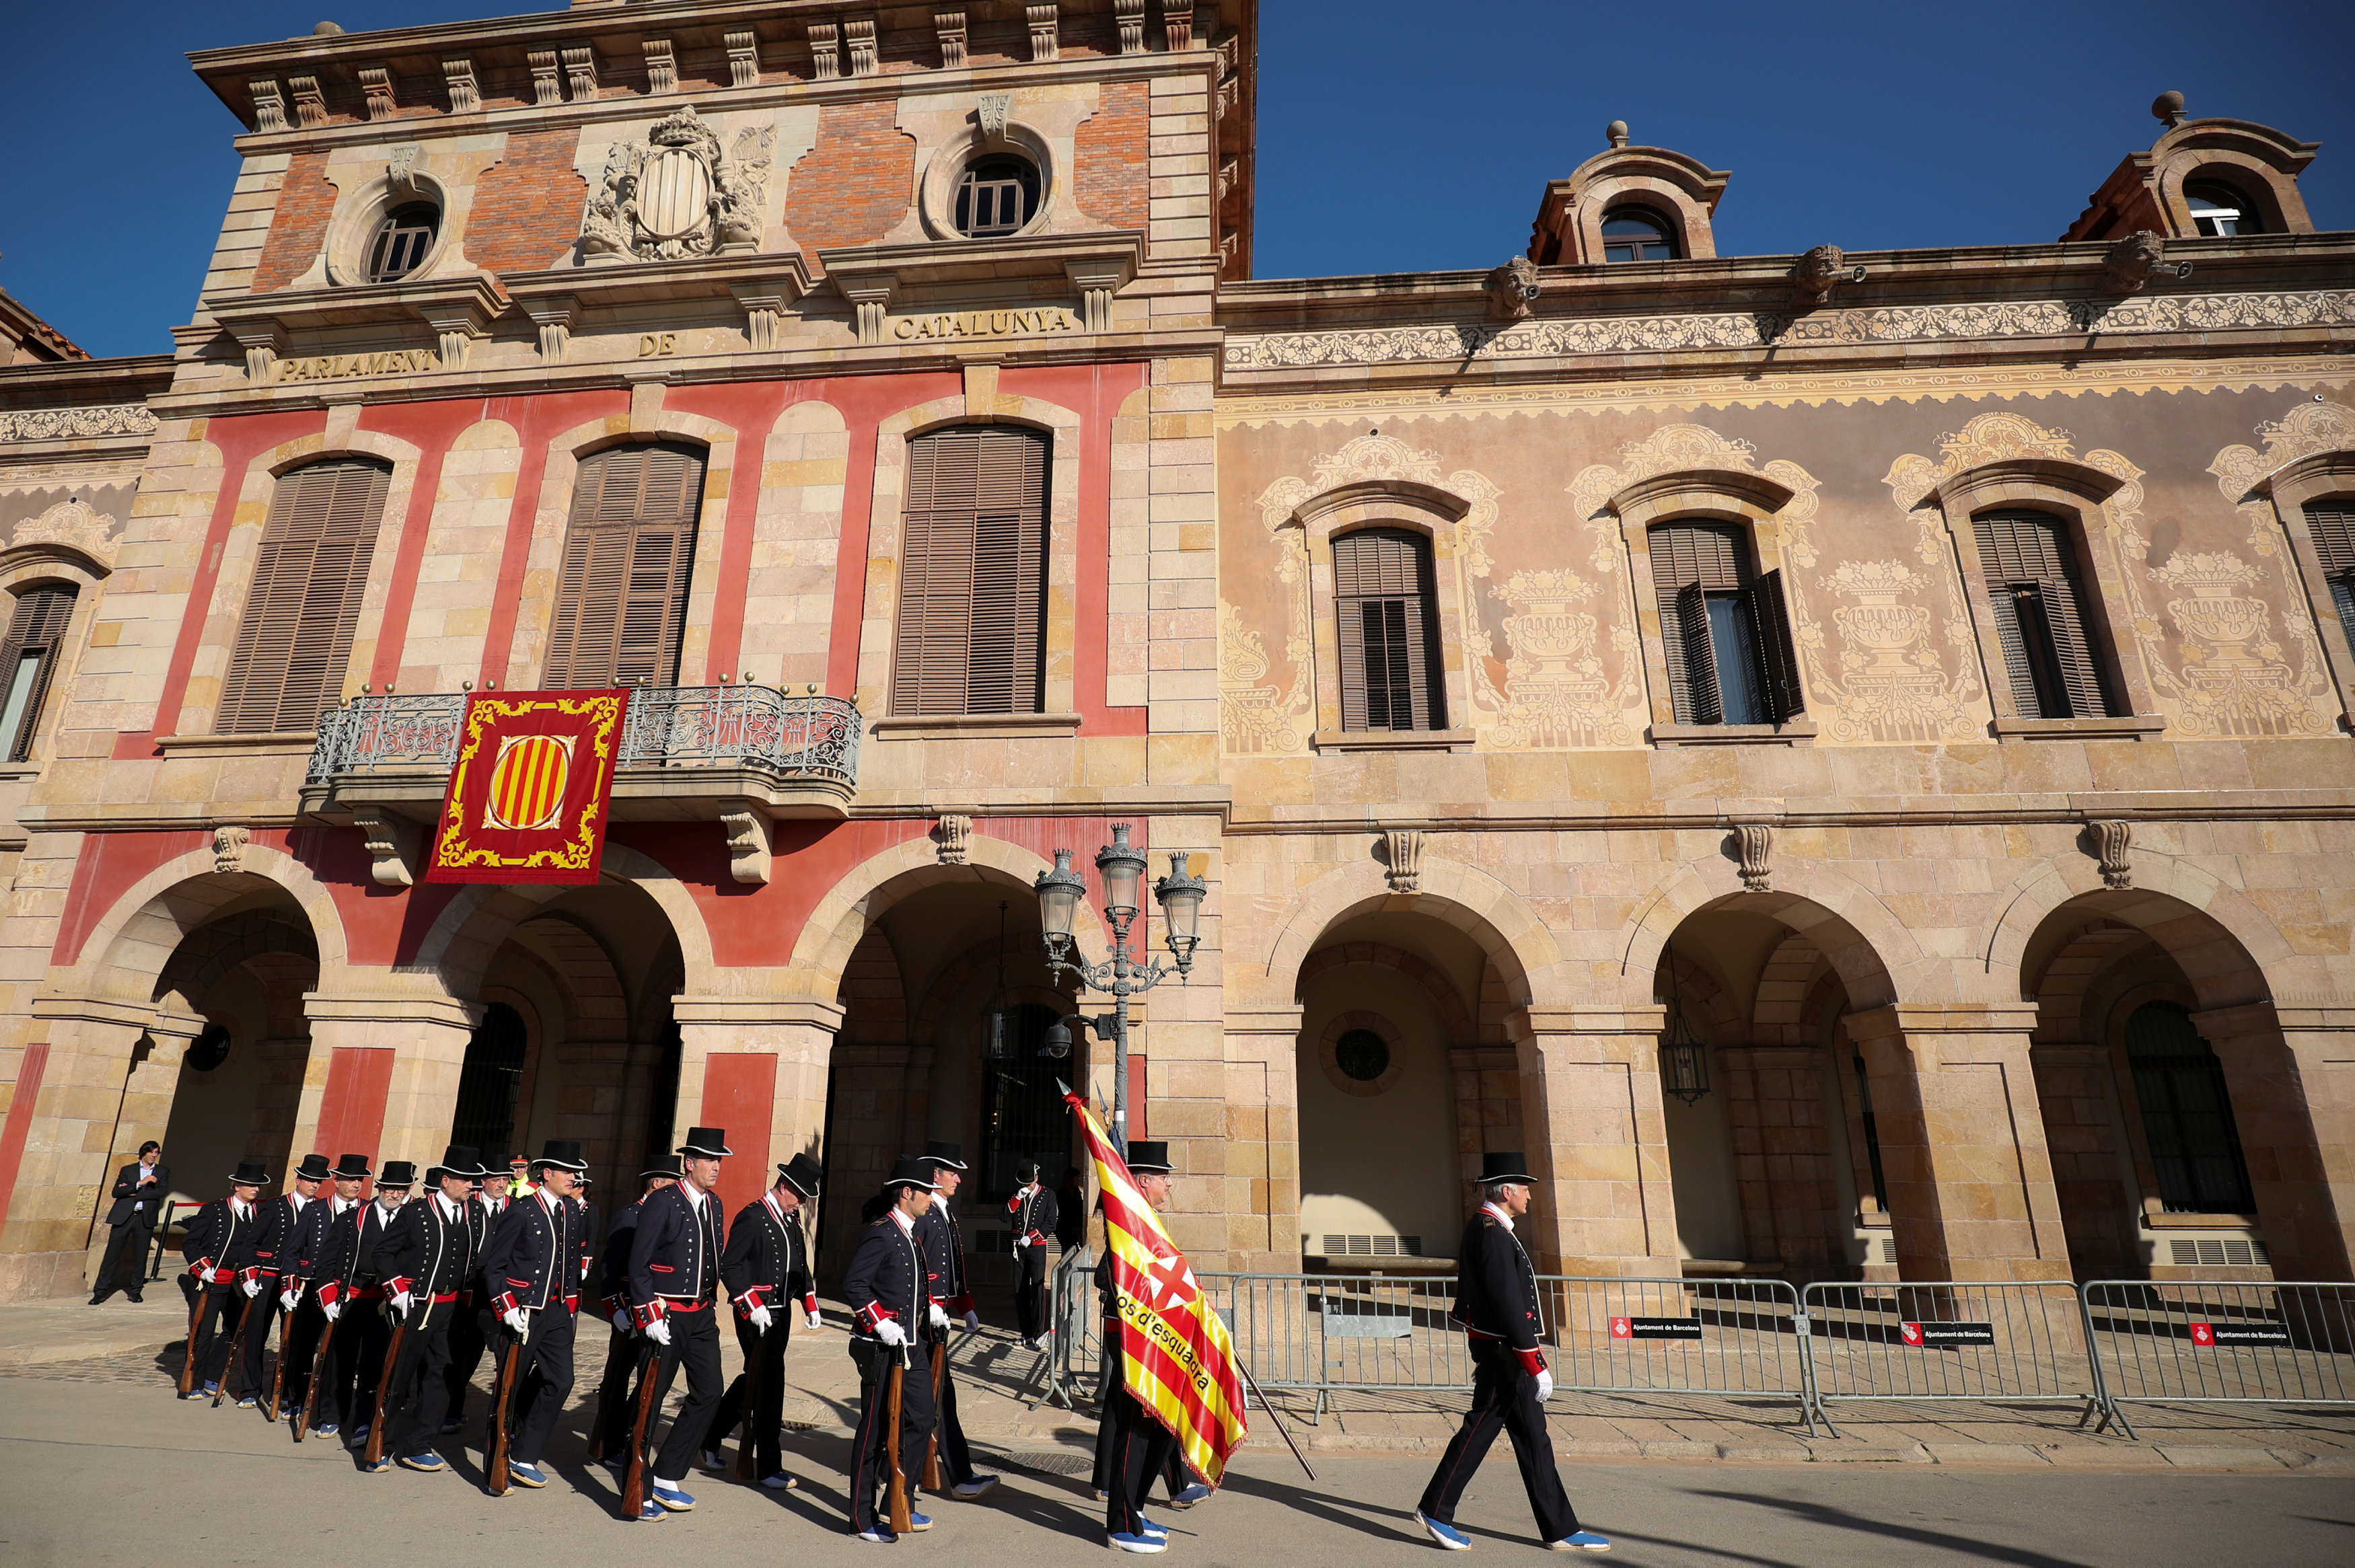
top-left (875, 1317), bottom-right (906, 1347)
top-left (1535, 1370), bottom-right (1555, 1403)
top-left (805, 1310), bottom-right (824, 1331)
top-left (612, 1310), bottom-right (632, 1333)
top-left (502, 1307), bottom-right (529, 1337)
top-left (1012, 1235), bottom-right (1029, 1250)
top-left (748, 1304), bottom-right (774, 1333)
top-left (645, 1316), bottom-right (672, 1347)
top-left (928, 1302), bottom-right (950, 1333)
top-left (322, 1301), bottom-right (342, 1323)
top-left (242, 1276), bottom-right (264, 1299)
top-left (390, 1290), bottom-right (413, 1318)
top-left (964, 1309), bottom-right (981, 1333)
top-left (279, 1287), bottom-right (299, 1312)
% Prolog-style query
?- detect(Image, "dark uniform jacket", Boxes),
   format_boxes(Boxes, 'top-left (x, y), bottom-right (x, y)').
top-left (1008, 1183), bottom-right (1059, 1248)
top-left (181, 1197), bottom-right (262, 1285)
top-left (843, 1210), bottom-right (933, 1343)
top-left (480, 1190), bottom-right (585, 1314)
top-left (459, 1193), bottom-right (495, 1294)
top-left (1448, 1205), bottom-right (1547, 1374)
top-left (246, 1193), bottom-right (299, 1281)
top-left (371, 1193), bottom-right (477, 1300)
top-left (281, 1194), bottom-right (339, 1288)
top-left (719, 1192), bottom-right (816, 1317)
top-left (320, 1198), bottom-right (399, 1304)
top-left (626, 1181), bottom-right (723, 1327)
top-left (106, 1162), bottom-right (170, 1227)
top-left (598, 1199), bottom-right (647, 1322)
top-left (912, 1201), bottom-right (975, 1322)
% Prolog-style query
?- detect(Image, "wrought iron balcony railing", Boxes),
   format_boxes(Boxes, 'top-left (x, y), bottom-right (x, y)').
top-left (306, 685), bottom-right (861, 788)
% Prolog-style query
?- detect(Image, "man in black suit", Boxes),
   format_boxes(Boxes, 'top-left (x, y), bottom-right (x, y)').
top-left (90, 1140), bottom-right (168, 1305)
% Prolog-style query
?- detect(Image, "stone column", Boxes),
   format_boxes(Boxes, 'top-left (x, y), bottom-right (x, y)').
top-left (1510, 1006), bottom-right (1679, 1277)
top-left (0, 997), bottom-right (165, 1300)
top-left (1844, 1004), bottom-right (2069, 1281)
top-left (672, 996), bottom-right (844, 1224)
top-left (1223, 1006), bottom-right (1303, 1273)
top-left (299, 990), bottom-right (481, 1173)
top-left (2191, 1003), bottom-right (2355, 1282)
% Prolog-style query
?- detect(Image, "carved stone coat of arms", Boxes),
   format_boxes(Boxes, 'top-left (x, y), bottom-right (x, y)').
top-left (581, 106), bottom-right (774, 264)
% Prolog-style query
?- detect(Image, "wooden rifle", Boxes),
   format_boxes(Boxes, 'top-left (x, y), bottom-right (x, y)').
top-left (886, 1344), bottom-right (913, 1534)
top-left (215, 1287), bottom-right (260, 1407)
top-left (295, 1308), bottom-right (336, 1442)
top-left (176, 1273), bottom-right (205, 1397)
top-left (264, 1286), bottom-right (291, 1421)
top-left (587, 1316), bottom-right (630, 1457)
top-left (365, 1310), bottom-right (407, 1466)
top-left (486, 1318), bottom-right (523, 1495)
top-left (620, 1337), bottom-right (663, 1519)
top-left (922, 1326), bottom-right (948, 1491)
top-left (734, 1310), bottom-right (764, 1481)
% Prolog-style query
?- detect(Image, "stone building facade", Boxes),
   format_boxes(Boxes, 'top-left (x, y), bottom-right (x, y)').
top-left (0, 0), bottom-right (2348, 1303)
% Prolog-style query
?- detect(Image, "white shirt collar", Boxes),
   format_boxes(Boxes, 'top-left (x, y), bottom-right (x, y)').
top-left (289, 1192), bottom-right (307, 1211)
top-left (889, 1207), bottom-right (914, 1234)
top-left (1481, 1201), bottom-right (1515, 1232)
top-left (437, 1193), bottom-right (462, 1220)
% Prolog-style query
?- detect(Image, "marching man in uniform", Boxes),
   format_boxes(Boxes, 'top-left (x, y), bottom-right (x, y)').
top-left (843, 1156), bottom-right (945, 1544)
top-left (440, 1154), bottom-right (499, 1433)
top-left (1008, 1160), bottom-right (1060, 1349)
top-left (626, 1127), bottom-right (733, 1521)
top-left (710, 1152), bottom-right (824, 1487)
top-left (1091, 1140), bottom-right (1208, 1552)
top-left (914, 1142), bottom-right (998, 1501)
top-left (592, 1165), bottom-right (677, 1472)
top-left (1414, 1153), bottom-right (1609, 1554)
top-left (478, 1139), bottom-right (591, 1491)
top-left (367, 1145), bottom-right (482, 1474)
top-left (275, 1153), bottom-right (340, 1429)
top-left (308, 1152), bottom-right (384, 1441)
top-left (179, 1158), bottom-right (270, 1400)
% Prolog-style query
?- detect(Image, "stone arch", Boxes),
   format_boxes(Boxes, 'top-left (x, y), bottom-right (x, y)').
top-left (1259, 854), bottom-right (1570, 1013)
top-left (840, 926), bottom-right (908, 1046)
top-left (406, 840), bottom-right (715, 998)
top-left (1617, 854), bottom-right (1920, 1011)
top-left (1296, 941), bottom-right (1476, 1047)
top-left (503, 912), bottom-right (632, 1043)
top-left (65, 843), bottom-right (351, 1008)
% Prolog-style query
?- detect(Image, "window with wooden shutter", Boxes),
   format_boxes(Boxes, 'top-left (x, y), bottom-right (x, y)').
top-left (1650, 521), bottom-right (1802, 725)
top-left (890, 425), bottom-right (1050, 716)
top-left (1332, 527), bottom-right (1445, 732)
top-left (2306, 500), bottom-right (2355, 631)
top-left (0, 583), bottom-right (77, 761)
top-left (217, 457), bottom-right (392, 734)
top-left (544, 442), bottom-right (705, 689)
top-left (1973, 511), bottom-right (2119, 719)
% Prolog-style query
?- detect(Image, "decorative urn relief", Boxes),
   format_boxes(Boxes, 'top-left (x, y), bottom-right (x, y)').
top-left (581, 106), bottom-right (775, 264)
top-left (2156, 552), bottom-right (2270, 673)
top-left (1827, 562), bottom-right (1934, 678)
top-left (1494, 570), bottom-right (1605, 698)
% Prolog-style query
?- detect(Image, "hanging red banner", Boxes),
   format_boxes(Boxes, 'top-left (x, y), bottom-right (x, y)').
top-left (425, 689), bottom-right (628, 885)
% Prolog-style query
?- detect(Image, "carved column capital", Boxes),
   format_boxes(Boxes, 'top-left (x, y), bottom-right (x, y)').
top-left (1731, 823), bottom-right (1774, 893)
top-left (1382, 827), bottom-right (1424, 894)
top-left (935, 813), bottom-right (974, 866)
top-left (2087, 819), bottom-right (2133, 889)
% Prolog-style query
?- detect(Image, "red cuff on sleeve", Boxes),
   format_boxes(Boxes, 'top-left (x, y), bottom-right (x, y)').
top-left (734, 1285), bottom-right (768, 1311)
top-left (493, 1292), bottom-right (519, 1317)
top-left (803, 1292), bottom-right (820, 1316)
top-left (316, 1279), bottom-right (340, 1306)
top-left (951, 1292), bottom-right (976, 1316)
top-left (1515, 1347), bottom-right (1546, 1378)
top-left (854, 1301), bottom-right (894, 1331)
top-left (389, 1275), bottom-right (413, 1297)
top-left (632, 1298), bottom-right (667, 1329)
top-left (564, 1294), bottom-right (578, 1314)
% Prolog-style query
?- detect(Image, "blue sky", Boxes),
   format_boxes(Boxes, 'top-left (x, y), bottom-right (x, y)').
top-left (4, 1), bottom-right (2350, 357)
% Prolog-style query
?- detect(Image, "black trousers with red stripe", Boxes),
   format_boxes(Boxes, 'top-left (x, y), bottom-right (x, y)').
top-left (847, 1337), bottom-right (935, 1534)
top-left (1417, 1341), bottom-right (1577, 1541)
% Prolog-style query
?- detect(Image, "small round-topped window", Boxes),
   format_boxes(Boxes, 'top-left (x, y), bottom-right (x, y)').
top-left (1334, 1029), bottom-right (1391, 1083)
top-left (186, 1022), bottom-right (232, 1074)
top-left (955, 155), bottom-right (1041, 237)
top-left (367, 202), bottom-right (440, 283)
top-left (1601, 206), bottom-right (1678, 262)
top-left (2185, 180), bottom-right (2261, 237)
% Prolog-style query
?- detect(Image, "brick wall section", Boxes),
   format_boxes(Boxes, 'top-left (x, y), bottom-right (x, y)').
top-left (248, 151), bottom-right (337, 292)
top-left (788, 100), bottom-right (916, 263)
top-left (1075, 79), bottom-right (1150, 233)
top-left (468, 129), bottom-right (591, 276)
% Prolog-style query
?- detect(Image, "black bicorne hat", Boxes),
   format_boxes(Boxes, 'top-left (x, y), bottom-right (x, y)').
top-left (331, 1154), bottom-right (373, 1180)
top-left (776, 1152), bottom-right (824, 1199)
top-left (376, 1160), bottom-right (419, 1188)
top-left (291, 1153), bottom-right (333, 1183)
top-left (1472, 1151), bottom-right (1534, 1186)
top-left (922, 1140), bottom-right (969, 1172)
top-left (881, 1156), bottom-right (939, 1194)
top-left (677, 1126), bottom-right (733, 1159)
top-left (532, 1140), bottom-right (588, 1173)
top-left (228, 1158), bottom-right (272, 1188)
top-left (1124, 1141), bottom-right (1174, 1175)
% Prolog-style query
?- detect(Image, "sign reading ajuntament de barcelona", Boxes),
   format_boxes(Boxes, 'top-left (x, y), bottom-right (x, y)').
top-left (425, 690), bottom-right (628, 885)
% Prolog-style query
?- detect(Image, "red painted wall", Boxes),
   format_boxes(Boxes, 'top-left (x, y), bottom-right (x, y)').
top-left (312, 1046), bottom-right (396, 1195)
top-left (0, 1042), bottom-right (50, 1232)
top-left (699, 1053), bottom-right (776, 1222)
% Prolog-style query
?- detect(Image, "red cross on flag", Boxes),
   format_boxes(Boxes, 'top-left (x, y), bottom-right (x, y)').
top-left (1143, 1248), bottom-right (1198, 1311)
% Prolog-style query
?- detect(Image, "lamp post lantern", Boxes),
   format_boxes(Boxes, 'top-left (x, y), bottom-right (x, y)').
top-left (1034, 823), bottom-right (1202, 1157)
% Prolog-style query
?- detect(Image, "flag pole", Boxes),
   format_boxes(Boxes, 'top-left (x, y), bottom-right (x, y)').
top-left (1233, 1353), bottom-right (1315, 1481)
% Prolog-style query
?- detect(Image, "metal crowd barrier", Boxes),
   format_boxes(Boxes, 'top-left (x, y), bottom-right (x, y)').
top-left (1541, 1276), bottom-right (1817, 1434)
top-left (1196, 1271), bottom-right (1465, 1420)
top-left (2080, 1279), bottom-right (2355, 1439)
top-left (1801, 1280), bottom-right (2096, 1435)
top-left (1036, 1244), bottom-right (1097, 1410)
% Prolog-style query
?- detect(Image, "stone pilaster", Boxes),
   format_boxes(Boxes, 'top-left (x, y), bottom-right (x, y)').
top-left (0, 996), bottom-right (166, 1300)
top-left (1844, 1004), bottom-right (2068, 1281)
top-left (299, 989), bottom-right (480, 1173)
top-left (1223, 1005), bottom-right (1303, 1272)
top-left (1510, 1006), bottom-right (1679, 1277)
top-left (2191, 1003), bottom-right (2355, 1282)
top-left (672, 995), bottom-right (844, 1226)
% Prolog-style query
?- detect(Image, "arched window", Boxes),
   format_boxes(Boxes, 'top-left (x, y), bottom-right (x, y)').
top-left (892, 424), bottom-right (1051, 715)
top-left (1972, 511), bottom-right (2120, 719)
top-left (217, 456), bottom-right (392, 733)
top-left (955, 155), bottom-right (1042, 237)
top-left (451, 1001), bottom-right (528, 1162)
top-left (2305, 499), bottom-right (2355, 630)
top-left (1332, 527), bottom-right (1445, 732)
top-left (1601, 206), bottom-right (1678, 262)
top-left (2184, 180), bottom-right (2261, 238)
top-left (366, 202), bottom-right (439, 283)
top-left (1648, 521), bottom-right (1803, 725)
top-left (0, 582), bottom-right (77, 761)
top-left (544, 441), bottom-right (705, 689)
top-left (2125, 1002), bottom-right (2254, 1214)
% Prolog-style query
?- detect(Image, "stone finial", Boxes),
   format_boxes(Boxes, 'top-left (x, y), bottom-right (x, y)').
top-left (1115, 0), bottom-right (1147, 53)
top-left (212, 825), bottom-right (251, 875)
top-left (1732, 823), bottom-right (1774, 893)
top-left (1484, 256), bottom-right (1539, 322)
top-left (807, 20), bottom-right (841, 79)
top-left (314, 21), bottom-right (345, 36)
top-left (643, 39), bottom-right (678, 95)
top-left (2100, 230), bottom-right (2190, 296)
top-left (1606, 120), bottom-right (1630, 149)
top-left (1027, 4), bottom-right (1060, 61)
top-left (2089, 819), bottom-right (2134, 889)
top-left (1383, 828), bottom-right (1424, 895)
top-left (935, 11), bottom-right (968, 67)
top-left (724, 30), bottom-right (760, 88)
top-left (845, 18), bottom-right (878, 76)
top-left (528, 50), bottom-right (562, 106)
top-left (358, 67), bottom-right (394, 122)
top-left (935, 813), bottom-right (974, 866)
top-left (2152, 89), bottom-right (2188, 130)
top-left (441, 57), bottom-right (480, 114)
top-left (721, 808), bottom-right (774, 885)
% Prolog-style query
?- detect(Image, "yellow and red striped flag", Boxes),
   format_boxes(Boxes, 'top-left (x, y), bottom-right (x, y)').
top-left (1066, 1092), bottom-right (1247, 1485)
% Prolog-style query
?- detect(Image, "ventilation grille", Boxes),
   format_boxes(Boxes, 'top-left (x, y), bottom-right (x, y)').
top-left (2170, 1237), bottom-right (2268, 1267)
top-left (1879, 1238), bottom-right (1898, 1265)
top-left (1319, 1234), bottom-right (1422, 1258)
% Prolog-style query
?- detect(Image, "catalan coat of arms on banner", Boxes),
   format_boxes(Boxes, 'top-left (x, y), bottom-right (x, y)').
top-left (425, 690), bottom-right (628, 885)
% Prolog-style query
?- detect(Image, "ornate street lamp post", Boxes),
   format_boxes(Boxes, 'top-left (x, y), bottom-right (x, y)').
top-left (1034, 822), bottom-right (1204, 1157)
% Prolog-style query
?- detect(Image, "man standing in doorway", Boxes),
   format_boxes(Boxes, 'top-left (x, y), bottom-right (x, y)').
top-left (1413, 1152), bottom-right (1609, 1554)
top-left (1007, 1160), bottom-right (1058, 1349)
top-left (92, 1140), bottom-right (168, 1305)
top-left (626, 1128), bottom-right (732, 1521)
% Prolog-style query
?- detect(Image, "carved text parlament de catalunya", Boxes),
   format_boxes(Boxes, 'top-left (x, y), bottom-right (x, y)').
top-left (892, 307), bottom-right (1081, 341)
top-left (275, 350), bottom-right (443, 381)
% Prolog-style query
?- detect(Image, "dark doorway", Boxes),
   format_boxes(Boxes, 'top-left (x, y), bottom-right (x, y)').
top-left (978, 1002), bottom-right (1074, 1198)
top-left (452, 1002), bottom-right (528, 1159)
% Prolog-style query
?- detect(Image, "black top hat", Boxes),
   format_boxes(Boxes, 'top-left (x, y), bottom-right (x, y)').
top-left (228, 1158), bottom-right (272, 1188)
top-left (331, 1154), bottom-right (373, 1180)
top-left (532, 1140), bottom-right (588, 1173)
top-left (1472, 1152), bottom-right (1535, 1187)
top-left (376, 1160), bottom-right (419, 1188)
top-left (676, 1127), bottom-right (733, 1159)
top-left (640, 1164), bottom-right (682, 1185)
top-left (427, 1144), bottom-right (484, 1182)
top-left (922, 1140), bottom-right (969, 1172)
top-left (776, 1152), bottom-right (824, 1199)
top-left (1124, 1141), bottom-right (1174, 1175)
top-left (880, 1156), bottom-right (939, 1194)
top-left (1017, 1160), bottom-right (1042, 1183)
top-left (291, 1153), bottom-right (333, 1183)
